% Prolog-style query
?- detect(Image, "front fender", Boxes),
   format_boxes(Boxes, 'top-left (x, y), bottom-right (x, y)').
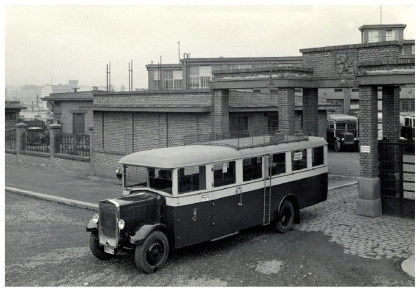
top-left (129, 223), bottom-right (168, 245)
top-left (86, 219), bottom-right (98, 232)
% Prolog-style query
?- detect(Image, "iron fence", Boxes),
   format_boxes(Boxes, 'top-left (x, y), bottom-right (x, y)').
top-left (378, 140), bottom-right (415, 217)
top-left (55, 133), bottom-right (90, 157)
top-left (21, 131), bottom-right (50, 153)
top-left (5, 129), bottom-right (16, 150)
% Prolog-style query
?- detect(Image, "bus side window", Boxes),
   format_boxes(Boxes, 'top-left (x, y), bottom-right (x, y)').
top-left (405, 118), bottom-right (410, 127)
top-left (243, 157), bottom-right (262, 182)
top-left (312, 147), bottom-right (324, 167)
top-left (292, 150), bottom-right (307, 171)
top-left (270, 153), bottom-right (286, 176)
top-left (214, 161), bottom-right (236, 187)
top-left (178, 165), bottom-right (206, 194)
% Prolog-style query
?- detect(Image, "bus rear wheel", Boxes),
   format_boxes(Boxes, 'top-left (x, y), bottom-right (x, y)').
top-left (273, 200), bottom-right (295, 233)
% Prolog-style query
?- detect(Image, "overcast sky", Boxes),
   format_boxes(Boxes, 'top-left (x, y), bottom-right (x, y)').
top-left (4, 2), bottom-right (416, 90)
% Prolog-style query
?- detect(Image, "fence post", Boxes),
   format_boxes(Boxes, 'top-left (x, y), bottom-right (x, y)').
top-left (48, 123), bottom-right (61, 159)
top-left (88, 125), bottom-right (94, 176)
top-left (15, 123), bottom-right (27, 156)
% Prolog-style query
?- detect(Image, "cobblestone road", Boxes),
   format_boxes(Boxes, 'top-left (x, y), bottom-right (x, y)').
top-left (295, 185), bottom-right (415, 261)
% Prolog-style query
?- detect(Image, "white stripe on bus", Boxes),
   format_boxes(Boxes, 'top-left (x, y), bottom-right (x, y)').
top-left (165, 166), bottom-right (328, 207)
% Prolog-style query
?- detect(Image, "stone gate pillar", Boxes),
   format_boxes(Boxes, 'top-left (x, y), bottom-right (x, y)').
top-left (277, 88), bottom-right (295, 135)
top-left (88, 125), bottom-right (94, 175)
top-left (302, 88), bottom-right (318, 136)
top-left (357, 85), bottom-right (381, 217)
top-left (211, 89), bottom-right (230, 137)
top-left (15, 123), bottom-right (27, 156)
top-left (48, 123), bottom-right (61, 159)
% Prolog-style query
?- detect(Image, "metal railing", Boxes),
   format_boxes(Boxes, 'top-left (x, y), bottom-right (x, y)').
top-left (21, 131), bottom-right (50, 153)
top-left (183, 128), bottom-right (308, 150)
top-left (378, 140), bottom-right (415, 217)
top-left (5, 129), bottom-right (16, 150)
top-left (55, 133), bottom-right (90, 157)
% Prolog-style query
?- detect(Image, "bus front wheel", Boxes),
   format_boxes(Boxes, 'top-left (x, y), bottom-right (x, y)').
top-left (134, 230), bottom-right (169, 274)
top-left (334, 141), bottom-right (341, 152)
top-left (273, 200), bottom-right (295, 233)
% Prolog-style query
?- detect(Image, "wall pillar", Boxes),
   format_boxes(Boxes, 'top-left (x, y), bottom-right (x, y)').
top-left (48, 123), bottom-right (61, 159)
top-left (277, 88), bottom-right (295, 135)
top-left (211, 89), bottom-right (230, 137)
top-left (88, 125), bottom-right (94, 175)
top-left (15, 123), bottom-right (27, 156)
top-left (357, 85), bottom-right (381, 217)
top-left (302, 88), bottom-right (318, 136)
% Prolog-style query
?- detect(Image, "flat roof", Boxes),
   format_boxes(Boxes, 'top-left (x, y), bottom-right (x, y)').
top-left (118, 136), bottom-right (327, 168)
top-left (328, 114), bottom-right (358, 121)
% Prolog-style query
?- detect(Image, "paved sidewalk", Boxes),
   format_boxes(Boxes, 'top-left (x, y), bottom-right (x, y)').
top-left (4, 163), bottom-right (414, 279)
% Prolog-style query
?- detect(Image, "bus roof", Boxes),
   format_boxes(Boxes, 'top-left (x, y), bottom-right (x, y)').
top-left (328, 114), bottom-right (357, 122)
top-left (118, 136), bottom-right (327, 168)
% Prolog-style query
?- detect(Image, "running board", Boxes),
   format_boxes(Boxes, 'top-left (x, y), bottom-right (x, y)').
top-left (211, 231), bottom-right (239, 242)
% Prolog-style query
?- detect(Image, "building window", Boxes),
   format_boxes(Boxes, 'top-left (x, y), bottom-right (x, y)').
top-left (230, 116), bottom-right (249, 133)
top-left (334, 89), bottom-right (343, 93)
top-left (73, 113), bottom-right (85, 134)
top-left (6, 112), bottom-right (16, 121)
top-left (350, 100), bottom-right (359, 105)
top-left (178, 166), bottom-right (206, 194)
top-left (386, 30), bottom-right (395, 41)
top-left (351, 88), bottom-right (359, 92)
top-left (214, 161), bottom-right (236, 187)
top-left (368, 31), bottom-right (379, 43)
top-left (54, 113), bottom-right (62, 123)
top-left (243, 157), bottom-right (262, 182)
top-left (163, 70), bottom-right (182, 90)
top-left (189, 65), bottom-right (211, 89)
top-left (401, 100), bottom-right (410, 111)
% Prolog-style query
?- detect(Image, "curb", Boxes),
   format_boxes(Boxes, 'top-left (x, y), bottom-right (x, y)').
top-left (328, 181), bottom-right (358, 190)
top-left (5, 186), bottom-right (98, 211)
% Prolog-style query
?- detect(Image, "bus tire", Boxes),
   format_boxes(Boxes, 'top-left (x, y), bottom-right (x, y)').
top-left (334, 141), bottom-right (341, 152)
top-left (134, 230), bottom-right (169, 274)
top-left (273, 200), bottom-right (295, 233)
top-left (89, 232), bottom-right (114, 260)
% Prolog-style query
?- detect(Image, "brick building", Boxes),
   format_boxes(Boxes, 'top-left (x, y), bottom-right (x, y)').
top-left (5, 101), bottom-right (26, 129)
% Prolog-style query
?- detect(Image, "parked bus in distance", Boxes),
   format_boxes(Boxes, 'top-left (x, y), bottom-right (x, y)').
top-left (86, 132), bottom-right (328, 273)
top-left (327, 114), bottom-right (359, 152)
top-left (400, 112), bottom-right (415, 140)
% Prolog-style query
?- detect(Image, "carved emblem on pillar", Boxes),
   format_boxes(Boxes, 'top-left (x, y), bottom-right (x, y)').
top-left (336, 53), bottom-right (357, 74)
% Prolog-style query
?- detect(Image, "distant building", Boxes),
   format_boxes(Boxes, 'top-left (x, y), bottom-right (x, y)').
top-left (5, 101), bottom-right (26, 129)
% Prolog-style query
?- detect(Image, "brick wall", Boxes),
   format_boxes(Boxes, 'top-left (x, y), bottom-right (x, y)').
top-left (302, 88), bottom-right (318, 136)
top-left (94, 90), bottom-right (212, 106)
top-left (301, 43), bottom-right (402, 79)
top-left (277, 89), bottom-right (295, 135)
top-left (55, 100), bottom-right (93, 134)
top-left (359, 86), bottom-right (379, 178)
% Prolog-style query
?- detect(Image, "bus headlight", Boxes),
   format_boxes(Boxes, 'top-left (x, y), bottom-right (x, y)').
top-left (92, 214), bottom-right (99, 224)
top-left (118, 219), bottom-right (125, 230)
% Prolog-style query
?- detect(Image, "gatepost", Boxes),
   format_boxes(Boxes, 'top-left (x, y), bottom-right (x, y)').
top-left (15, 123), bottom-right (28, 156)
top-left (88, 125), bottom-right (94, 175)
top-left (48, 123), bottom-right (61, 159)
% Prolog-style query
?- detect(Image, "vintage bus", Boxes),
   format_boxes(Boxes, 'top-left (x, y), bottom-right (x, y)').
top-left (327, 114), bottom-right (359, 152)
top-left (400, 112), bottom-right (415, 140)
top-left (86, 133), bottom-right (328, 273)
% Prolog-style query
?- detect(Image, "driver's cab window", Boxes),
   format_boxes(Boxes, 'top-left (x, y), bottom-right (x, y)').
top-left (148, 168), bottom-right (172, 194)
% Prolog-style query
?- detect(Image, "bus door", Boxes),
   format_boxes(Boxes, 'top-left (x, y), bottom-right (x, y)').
top-left (211, 161), bottom-right (242, 240)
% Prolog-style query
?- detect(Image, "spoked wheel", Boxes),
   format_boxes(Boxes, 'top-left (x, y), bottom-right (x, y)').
top-left (89, 232), bottom-right (114, 260)
top-left (134, 230), bottom-right (169, 274)
top-left (273, 200), bottom-right (295, 233)
top-left (334, 140), bottom-right (341, 152)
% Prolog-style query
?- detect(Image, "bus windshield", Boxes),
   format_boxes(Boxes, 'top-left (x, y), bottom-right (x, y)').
top-left (124, 166), bottom-right (172, 194)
